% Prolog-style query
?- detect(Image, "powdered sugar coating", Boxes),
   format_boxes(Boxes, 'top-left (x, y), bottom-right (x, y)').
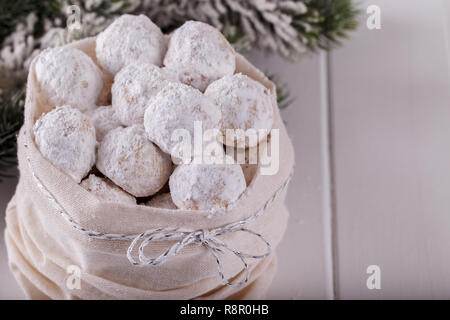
top-left (35, 47), bottom-right (103, 112)
top-left (33, 105), bottom-right (96, 183)
top-left (146, 193), bottom-right (177, 210)
top-left (96, 14), bottom-right (166, 76)
top-left (112, 63), bottom-right (178, 125)
top-left (96, 125), bottom-right (172, 197)
top-left (86, 106), bottom-right (122, 141)
top-left (205, 73), bottom-right (274, 148)
top-left (171, 130), bottom-right (226, 165)
top-left (164, 21), bottom-right (235, 92)
top-left (143, 82), bottom-right (221, 155)
top-left (81, 174), bottom-right (136, 205)
top-left (169, 160), bottom-right (246, 210)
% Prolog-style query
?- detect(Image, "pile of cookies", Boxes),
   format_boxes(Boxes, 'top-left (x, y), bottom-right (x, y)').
top-left (33, 14), bottom-right (274, 211)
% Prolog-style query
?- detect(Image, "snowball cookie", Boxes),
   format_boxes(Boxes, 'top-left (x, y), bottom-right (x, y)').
top-left (81, 174), bottom-right (136, 205)
top-left (33, 105), bottom-right (96, 182)
top-left (96, 125), bottom-right (172, 197)
top-left (164, 21), bottom-right (236, 91)
top-left (86, 106), bottom-right (122, 141)
top-left (96, 14), bottom-right (165, 76)
top-left (112, 63), bottom-right (178, 125)
top-left (144, 82), bottom-right (221, 155)
top-left (205, 73), bottom-right (274, 148)
top-left (172, 132), bottom-right (226, 165)
top-left (35, 47), bottom-right (103, 112)
top-left (169, 161), bottom-right (246, 211)
top-left (146, 193), bottom-right (177, 210)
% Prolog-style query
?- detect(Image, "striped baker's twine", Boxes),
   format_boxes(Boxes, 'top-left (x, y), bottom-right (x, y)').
top-left (23, 131), bottom-right (293, 288)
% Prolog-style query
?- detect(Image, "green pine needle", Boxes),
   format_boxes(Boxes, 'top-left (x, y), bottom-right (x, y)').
top-left (301, 0), bottom-right (361, 52)
top-left (267, 74), bottom-right (295, 110)
top-left (0, 91), bottom-right (24, 180)
top-left (0, 0), bottom-right (61, 45)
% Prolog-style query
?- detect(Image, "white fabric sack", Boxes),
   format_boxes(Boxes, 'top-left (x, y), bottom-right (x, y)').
top-left (4, 38), bottom-right (295, 300)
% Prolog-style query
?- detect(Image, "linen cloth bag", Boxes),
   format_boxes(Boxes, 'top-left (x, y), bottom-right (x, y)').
top-left (4, 37), bottom-right (295, 300)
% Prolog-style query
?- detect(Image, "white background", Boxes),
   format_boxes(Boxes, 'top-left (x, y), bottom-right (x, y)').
top-left (1, 0), bottom-right (450, 299)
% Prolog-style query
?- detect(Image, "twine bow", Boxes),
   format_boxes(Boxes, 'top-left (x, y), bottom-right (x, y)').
top-left (126, 226), bottom-right (271, 288)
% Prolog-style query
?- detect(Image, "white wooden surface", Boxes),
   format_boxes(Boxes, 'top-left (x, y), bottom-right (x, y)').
top-left (330, 0), bottom-right (450, 299)
top-left (250, 52), bottom-right (332, 299)
top-left (1, 0), bottom-right (450, 299)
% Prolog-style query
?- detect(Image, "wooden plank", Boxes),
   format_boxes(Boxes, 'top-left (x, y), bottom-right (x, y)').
top-left (330, 0), bottom-right (450, 298)
top-left (249, 51), bottom-right (331, 299)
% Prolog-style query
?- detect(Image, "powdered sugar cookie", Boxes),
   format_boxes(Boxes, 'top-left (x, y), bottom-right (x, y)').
top-left (96, 14), bottom-right (166, 75)
top-left (86, 106), bottom-right (122, 141)
top-left (81, 174), bottom-right (136, 205)
top-left (171, 129), bottom-right (226, 165)
top-left (33, 105), bottom-right (96, 182)
top-left (164, 21), bottom-right (235, 91)
top-left (96, 125), bottom-right (172, 197)
top-left (146, 193), bottom-right (177, 210)
top-left (35, 47), bottom-right (103, 112)
top-left (112, 63), bottom-right (177, 125)
top-left (144, 82), bottom-right (221, 156)
top-left (169, 160), bottom-right (246, 211)
top-left (205, 73), bottom-right (274, 148)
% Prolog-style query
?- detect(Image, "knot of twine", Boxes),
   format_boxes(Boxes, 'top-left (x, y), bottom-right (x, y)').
top-left (127, 226), bottom-right (272, 287)
top-left (23, 132), bottom-right (293, 288)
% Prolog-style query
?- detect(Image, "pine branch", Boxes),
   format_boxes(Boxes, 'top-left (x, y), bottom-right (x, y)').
top-left (138, 0), bottom-right (360, 60)
top-left (0, 91), bottom-right (24, 181)
top-left (267, 73), bottom-right (295, 110)
top-left (1, 1), bottom-right (361, 74)
top-left (0, 0), bottom-right (61, 45)
top-left (0, 1), bottom-right (361, 89)
top-left (301, 0), bottom-right (361, 52)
